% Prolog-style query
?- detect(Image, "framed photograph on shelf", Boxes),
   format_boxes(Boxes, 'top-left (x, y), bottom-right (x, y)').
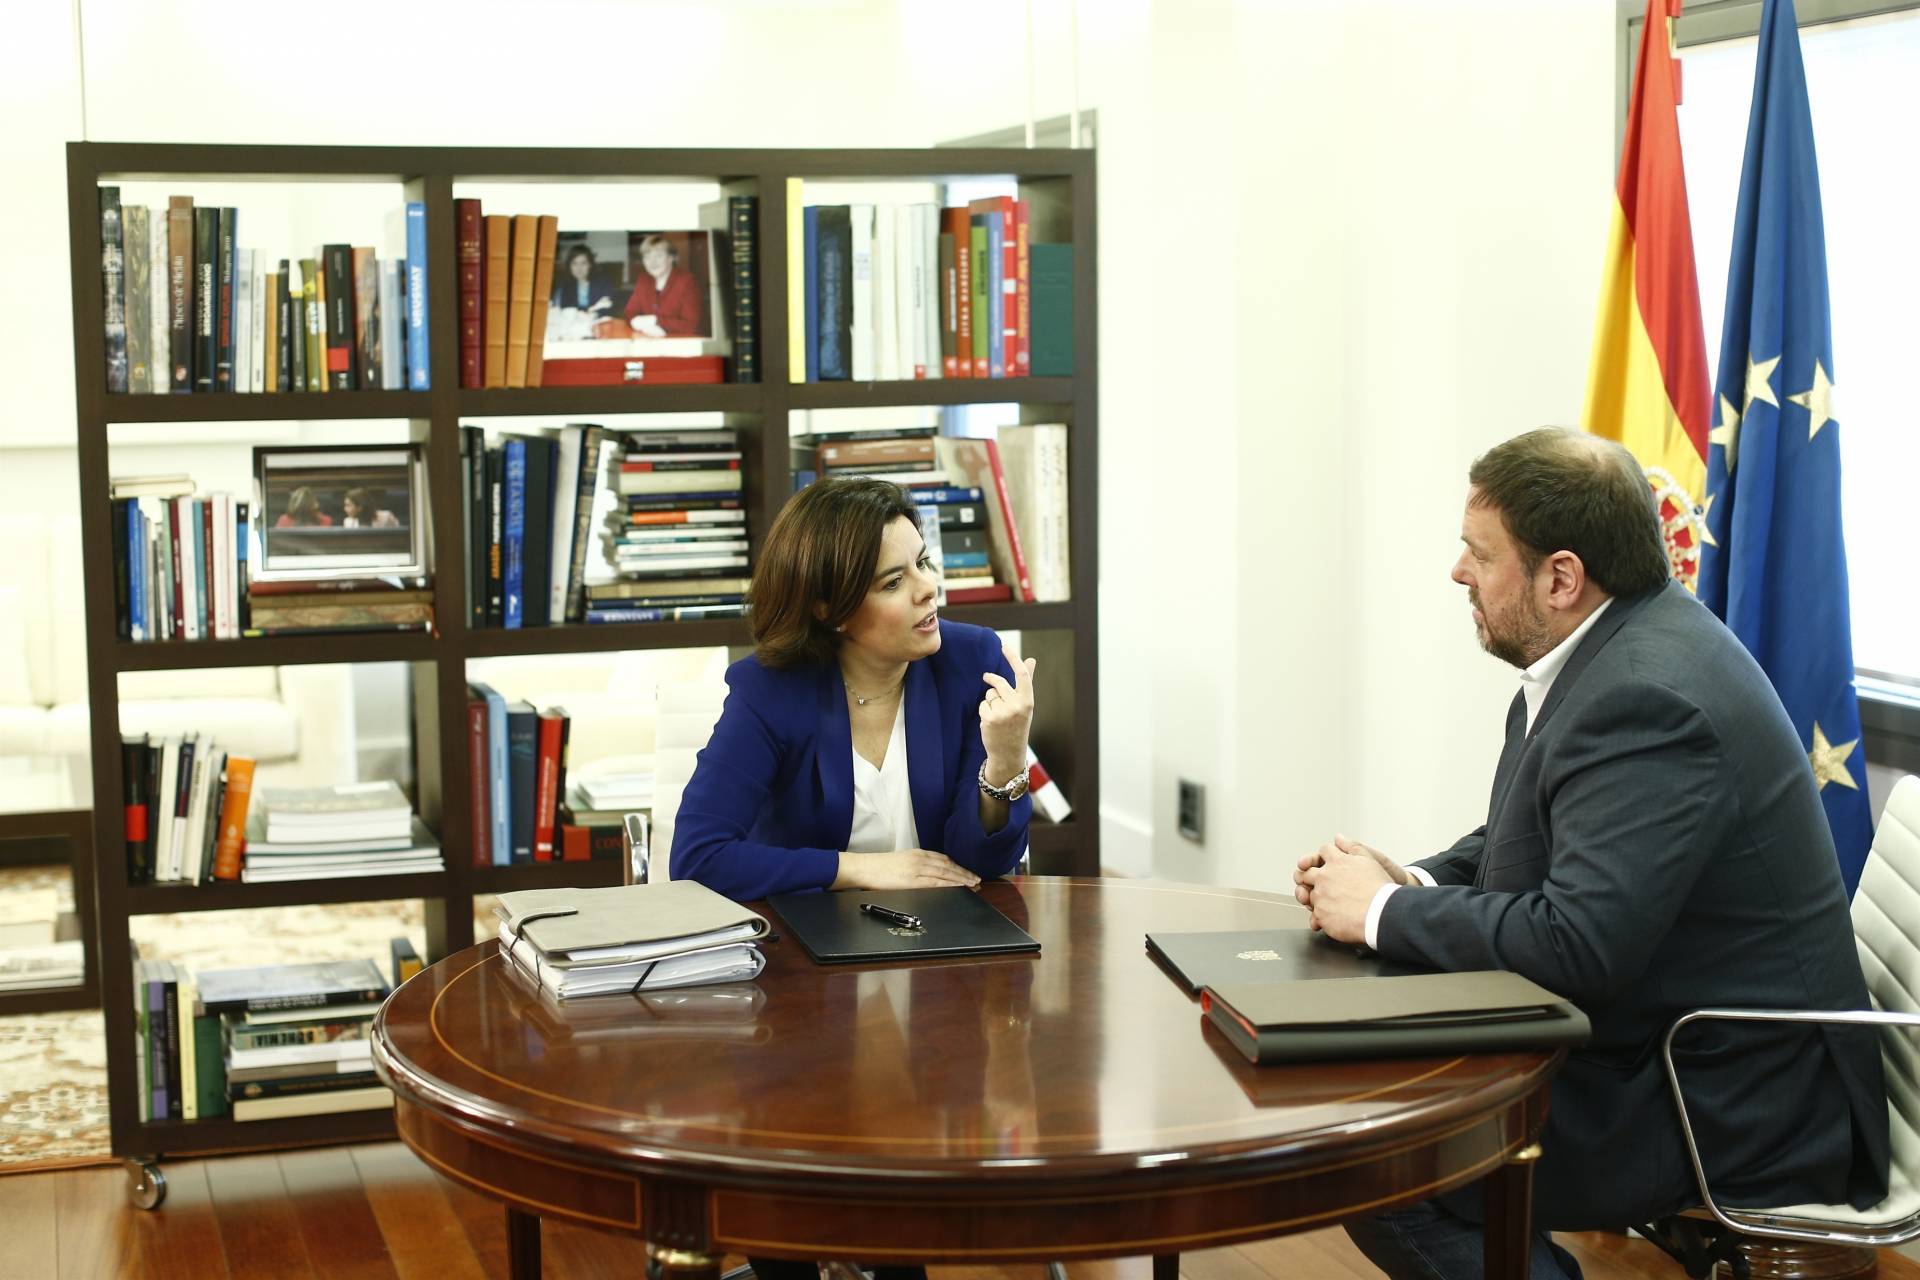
top-left (250, 444), bottom-right (428, 582)
top-left (544, 229), bottom-right (727, 351)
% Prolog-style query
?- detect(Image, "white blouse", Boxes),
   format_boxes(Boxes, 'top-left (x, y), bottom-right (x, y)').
top-left (846, 698), bottom-right (922, 854)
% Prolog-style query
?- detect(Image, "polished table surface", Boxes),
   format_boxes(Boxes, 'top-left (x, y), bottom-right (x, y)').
top-left (373, 876), bottom-right (1560, 1278)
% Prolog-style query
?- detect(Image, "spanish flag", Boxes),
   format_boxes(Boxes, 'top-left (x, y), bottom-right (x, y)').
top-left (1582, 0), bottom-right (1711, 590)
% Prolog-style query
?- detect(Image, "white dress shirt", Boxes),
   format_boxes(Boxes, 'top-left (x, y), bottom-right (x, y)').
top-left (846, 698), bottom-right (922, 854)
top-left (1361, 597), bottom-right (1615, 948)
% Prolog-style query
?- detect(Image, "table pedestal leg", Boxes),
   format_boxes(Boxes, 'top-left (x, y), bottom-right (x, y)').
top-left (647, 1242), bottom-right (723, 1280)
top-left (1483, 1140), bottom-right (1542, 1280)
top-left (1152, 1254), bottom-right (1180, 1280)
top-left (506, 1207), bottom-right (541, 1280)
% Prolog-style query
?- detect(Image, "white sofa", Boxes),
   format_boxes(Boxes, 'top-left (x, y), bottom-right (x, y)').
top-left (0, 514), bottom-right (356, 811)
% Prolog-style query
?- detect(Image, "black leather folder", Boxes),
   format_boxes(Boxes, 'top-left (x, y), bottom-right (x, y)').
top-left (1146, 927), bottom-right (1430, 995)
top-left (768, 888), bottom-right (1040, 965)
top-left (1204, 971), bottom-right (1591, 1064)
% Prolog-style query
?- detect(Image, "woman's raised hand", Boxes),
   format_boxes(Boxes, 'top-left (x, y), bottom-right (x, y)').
top-left (979, 645), bottom-right (1037, 781)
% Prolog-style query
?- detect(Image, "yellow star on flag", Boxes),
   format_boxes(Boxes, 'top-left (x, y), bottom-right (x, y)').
top-left (1710, 393), bottom-right (1742, 474)
top-left (1789, 359), bottom-right (1836, 441)
top-left (1807, 721), bottom-right (1860, 792)
top-left (1697, 492), bottom-right (1718, 548)
top-left (1745, 352), bottom-right (1781, 410)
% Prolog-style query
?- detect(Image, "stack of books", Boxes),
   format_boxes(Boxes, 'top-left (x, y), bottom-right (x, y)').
top-left (246, 576), bottom-right (435, 635)
top-left (243, 781), bottom-right (442, 883)
top-left (0, 942), bottom-right (84, 993)
top-left (496, 880), bottom-right (770, 1000)
top-left (197, 959), bottom-right (394, 1121)
top-left (98, 188), bottom-right (428, 396)
top-left (109, 474), bottom-right (252, 641)
top-left (591, 427), bottom-right (750, 624)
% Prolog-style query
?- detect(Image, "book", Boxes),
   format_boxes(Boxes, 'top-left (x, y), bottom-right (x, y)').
top-left (1029, 242), bottom-right (1073, 377)
top-left (353, 246), bottom-right (379, 390)
top-left (167, 196), bottom-right (194, 390)
top-left (322, 243), bottom-right (355, 390)
top-left (471, 683), bottom-right (512, 865)
top-left (456, 198), bottom-right (484, 388)
top-left (403, 201), bottom-right (430, 390)
top-left (506, 213), bottom-right (539, 386)
top-left (786, 177), bottom-right (806, 382)
top-left (506, 700), bottom-right (538, 862)
top-left (996, 424), bottom-right (1070, 601)
top-left (524, 215), bottom-right (559, 387)
top-left (390, 937), bottom-right (423, 987)
top-left (197, 958), bottom-right (391, 1015)
top-left (209, 755), bottom-right (256, 880)
top-left (483, 214), bottom-right (511, 386)
top-left (538, 355), bottom-right (726, 386)
top-left (494, 880), bottom-right (770, 999)
top-left (193, 206), bottom-right (218, 391)
top-left (230, 1085), bottom-right (393, 1122)
top-left (378, 258), bottom-right (404, 389)
top-left (123, 202), bottom-right (149, 393)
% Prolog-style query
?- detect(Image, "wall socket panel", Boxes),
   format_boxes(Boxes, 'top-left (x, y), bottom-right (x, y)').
top-left (1177, 779), bottom-right (1205, 843)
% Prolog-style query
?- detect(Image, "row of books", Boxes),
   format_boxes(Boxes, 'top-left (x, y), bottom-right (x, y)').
top-left (599, 429), bottom-right (749, 622)
top-left (461, 423), bottom-right (609, 628)
top-left (789, 190), bottom-right (1073, 383)
top-left (99, 190), bottom-right (429, 395)
top-left (132, 954), bottom-right (416, 1124)
top-left (465, 690), bottom-right (575, 866)
top-left (795, 423), bottom-right (1071, 603)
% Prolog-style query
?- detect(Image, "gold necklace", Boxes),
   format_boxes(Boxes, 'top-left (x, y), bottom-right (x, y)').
top-left (845, 675), bottom-right (904, 707)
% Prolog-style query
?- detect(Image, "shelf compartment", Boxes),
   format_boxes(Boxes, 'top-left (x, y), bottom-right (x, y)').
top-left (112, 632), bottom-right (438, 672)
top-left (457, 385), bottom-right (763, 417)
top-left (471, 860), bottom-right (626, 895)
top-left (126, 871), bottom-right (450, 916)
top-left (941, 601), bottom-right (1076, 632)
top-left (101, 391), bottom-right (430, 424)
top-left (788, 378), bottom-right (1074, 410)
top-left (463, 617), bottom-right (751, 658)
top-left (1026, 821), bottom-right (1083, 874)
top-left (0, 984), bottom-right (97, 1016)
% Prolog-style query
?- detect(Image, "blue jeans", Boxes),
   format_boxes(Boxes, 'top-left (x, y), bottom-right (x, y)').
top-left (1344, 1197), bottom-right (1582, 1280)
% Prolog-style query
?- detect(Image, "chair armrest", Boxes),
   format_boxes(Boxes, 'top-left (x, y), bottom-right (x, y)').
top-left (1662, 1007), bottom-right (1920, 1245)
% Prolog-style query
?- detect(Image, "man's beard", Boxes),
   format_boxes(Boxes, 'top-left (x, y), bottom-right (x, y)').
top-left (1472, 590), bottom-right (1552, 669)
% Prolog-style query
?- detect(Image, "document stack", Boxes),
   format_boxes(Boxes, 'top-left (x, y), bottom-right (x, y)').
top-left (244, 781), bottom-right (443, 882)
top-left (496, 879), bottom-right (771, 1000)
top-left (0, 889), bottom-right (82, 991)
top-left (197, 958), bottom-right (394, 1121)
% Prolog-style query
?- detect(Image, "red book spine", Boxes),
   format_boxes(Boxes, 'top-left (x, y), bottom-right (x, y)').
top-left (983, 438), bottom-right (1034, 602)
top-left (455, 199), bottom-right (484, 389)
top-left (999, 196), bottom-right (1018, 377)
top-left (1013, 198), bottom-right (1031, 376)
top-left (466, 696), bottom-right (491, 868)
top-left (947, 208), bottom-right (972, 379)
top-left (532, 713), bottom-right (563, 861)
top-left (168, 499), bottom-right (185, 636)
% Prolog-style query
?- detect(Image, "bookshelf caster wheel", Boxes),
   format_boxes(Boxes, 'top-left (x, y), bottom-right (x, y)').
top-left (125, 1159), bottom-right (166, 1210)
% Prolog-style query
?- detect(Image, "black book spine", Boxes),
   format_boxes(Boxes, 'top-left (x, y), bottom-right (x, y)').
top-left (215, 207), bottom-right (237, 391)
top-left (274, 261), bottom-right (292, 392)
top-left (816, 205), bottom-right (851, 380)
top-left (563, 427), bottom-right (605, 624)
top-left (323, 244), bottom-right (355, 390)
top-left (519, 436), bottom-right (555, 627)
top-left (288, 291), bottom-right (308, 394)
top-left (111, 499), bottom-right (131, 640)
top-left (100, 187), bottom-right (128, 393)
top-left (235, 501), bottom-right (251, 629)
top-left (229, 1069), bottom-right (381, 1102)
top-left (506, 704), bottom-right (537, 862)
top-left (145, 735), bottom-right (163, 881)
top-left (161, 964), bottom-right (182, 1119)
top-left (486, 448), bottom-right (504, 627)
top-left (729, 195), bottom-right (757, 383)
top-left (120, 734), bottom-right (151, 883)
top-left (192, 207), bottom-right (218, 392)
top-left (463, 426), bottom-right (489, 630)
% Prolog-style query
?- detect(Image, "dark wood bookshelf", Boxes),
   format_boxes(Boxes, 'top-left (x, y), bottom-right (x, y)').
top-left (788, 377), bottom-right (1075, 410)
top-left (111, 631), bottom-right (439, 672)
top-left (473, 860), bottom-right (626, 894)
top-left (101, 390), bottom-right (430, 424)
top-left (125, 872), bottom-right (452, 916)
top-left (67, 141), bottom-right (1098, 1170)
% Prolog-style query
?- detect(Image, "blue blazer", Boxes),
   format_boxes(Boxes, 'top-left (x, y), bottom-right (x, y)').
top-left (671, 620), bottom-right (1031, 901)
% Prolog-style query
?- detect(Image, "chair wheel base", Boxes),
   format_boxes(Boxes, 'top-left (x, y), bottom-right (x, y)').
top-left (1640, 1215), bottom-right (1878, 1279)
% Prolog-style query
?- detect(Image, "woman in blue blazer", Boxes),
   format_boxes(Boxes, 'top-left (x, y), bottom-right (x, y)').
top-left (671, 476), bottom-right (1037, 902)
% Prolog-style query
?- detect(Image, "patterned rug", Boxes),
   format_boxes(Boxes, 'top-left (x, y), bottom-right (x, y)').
top-left (0, 863), bottom-right (485, 1172)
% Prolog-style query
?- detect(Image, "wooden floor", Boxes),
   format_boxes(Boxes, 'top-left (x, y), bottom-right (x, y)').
top-left (0, 1142), bottom-right (1913, 1279)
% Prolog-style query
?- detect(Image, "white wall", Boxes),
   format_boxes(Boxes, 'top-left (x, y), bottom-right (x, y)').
top-left (5, 0), bottom-right (1619, 888)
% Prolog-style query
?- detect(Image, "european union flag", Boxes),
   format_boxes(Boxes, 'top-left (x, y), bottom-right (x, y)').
top-left (1697, 0), bottom-right (1872, 894)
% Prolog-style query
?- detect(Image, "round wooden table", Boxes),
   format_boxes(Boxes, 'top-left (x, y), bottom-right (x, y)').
top-left (372, 877), bottom-right (1561, 1279)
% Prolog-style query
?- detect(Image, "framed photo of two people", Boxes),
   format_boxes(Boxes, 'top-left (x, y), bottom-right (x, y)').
top-left (252, 444), bottom-right (428, 581)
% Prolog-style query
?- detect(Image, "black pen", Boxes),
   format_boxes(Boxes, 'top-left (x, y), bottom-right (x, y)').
top-left (860, 902), bottom-right (923, 930)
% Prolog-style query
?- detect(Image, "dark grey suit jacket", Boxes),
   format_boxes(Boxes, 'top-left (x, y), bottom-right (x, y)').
top-left (1380, 581), bottom-right (1889, 1228)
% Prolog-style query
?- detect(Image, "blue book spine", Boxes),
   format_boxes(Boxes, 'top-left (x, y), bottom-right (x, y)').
top-left (234, 503), bottom-right (249, 630)
top-left (803, 206), bottom-right (820, 383)
top-left (192, 499), bottom-right (209, 639)
top-left (405, 202), bottom-right (430, 390)
top-left (912, 486), bottom-right (985, 505)
top-left (943, 551), bottom-right (990, 569)
top-left (985, 212), bottom-right (1005, 378)
top-left (502, 439), bottom-right (526, 629)
top-left (127, 502), bottom-right (146, 642)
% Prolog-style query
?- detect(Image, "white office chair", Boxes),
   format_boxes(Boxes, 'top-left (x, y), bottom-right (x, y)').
top-left (1651, 773), bottom-right (1920, 1276)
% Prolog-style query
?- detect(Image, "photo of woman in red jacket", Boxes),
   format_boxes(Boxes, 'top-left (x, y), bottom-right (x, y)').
top-left (622, 232), bottom-right (707, 337)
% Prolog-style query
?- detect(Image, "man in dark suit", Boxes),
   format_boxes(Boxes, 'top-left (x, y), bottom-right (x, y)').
top-left (1297, 428), bottom-right (1888, 1279)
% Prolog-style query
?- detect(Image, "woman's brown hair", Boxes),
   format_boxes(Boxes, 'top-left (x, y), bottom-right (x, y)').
top-left (749, 477), bottom-right (922, 668)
